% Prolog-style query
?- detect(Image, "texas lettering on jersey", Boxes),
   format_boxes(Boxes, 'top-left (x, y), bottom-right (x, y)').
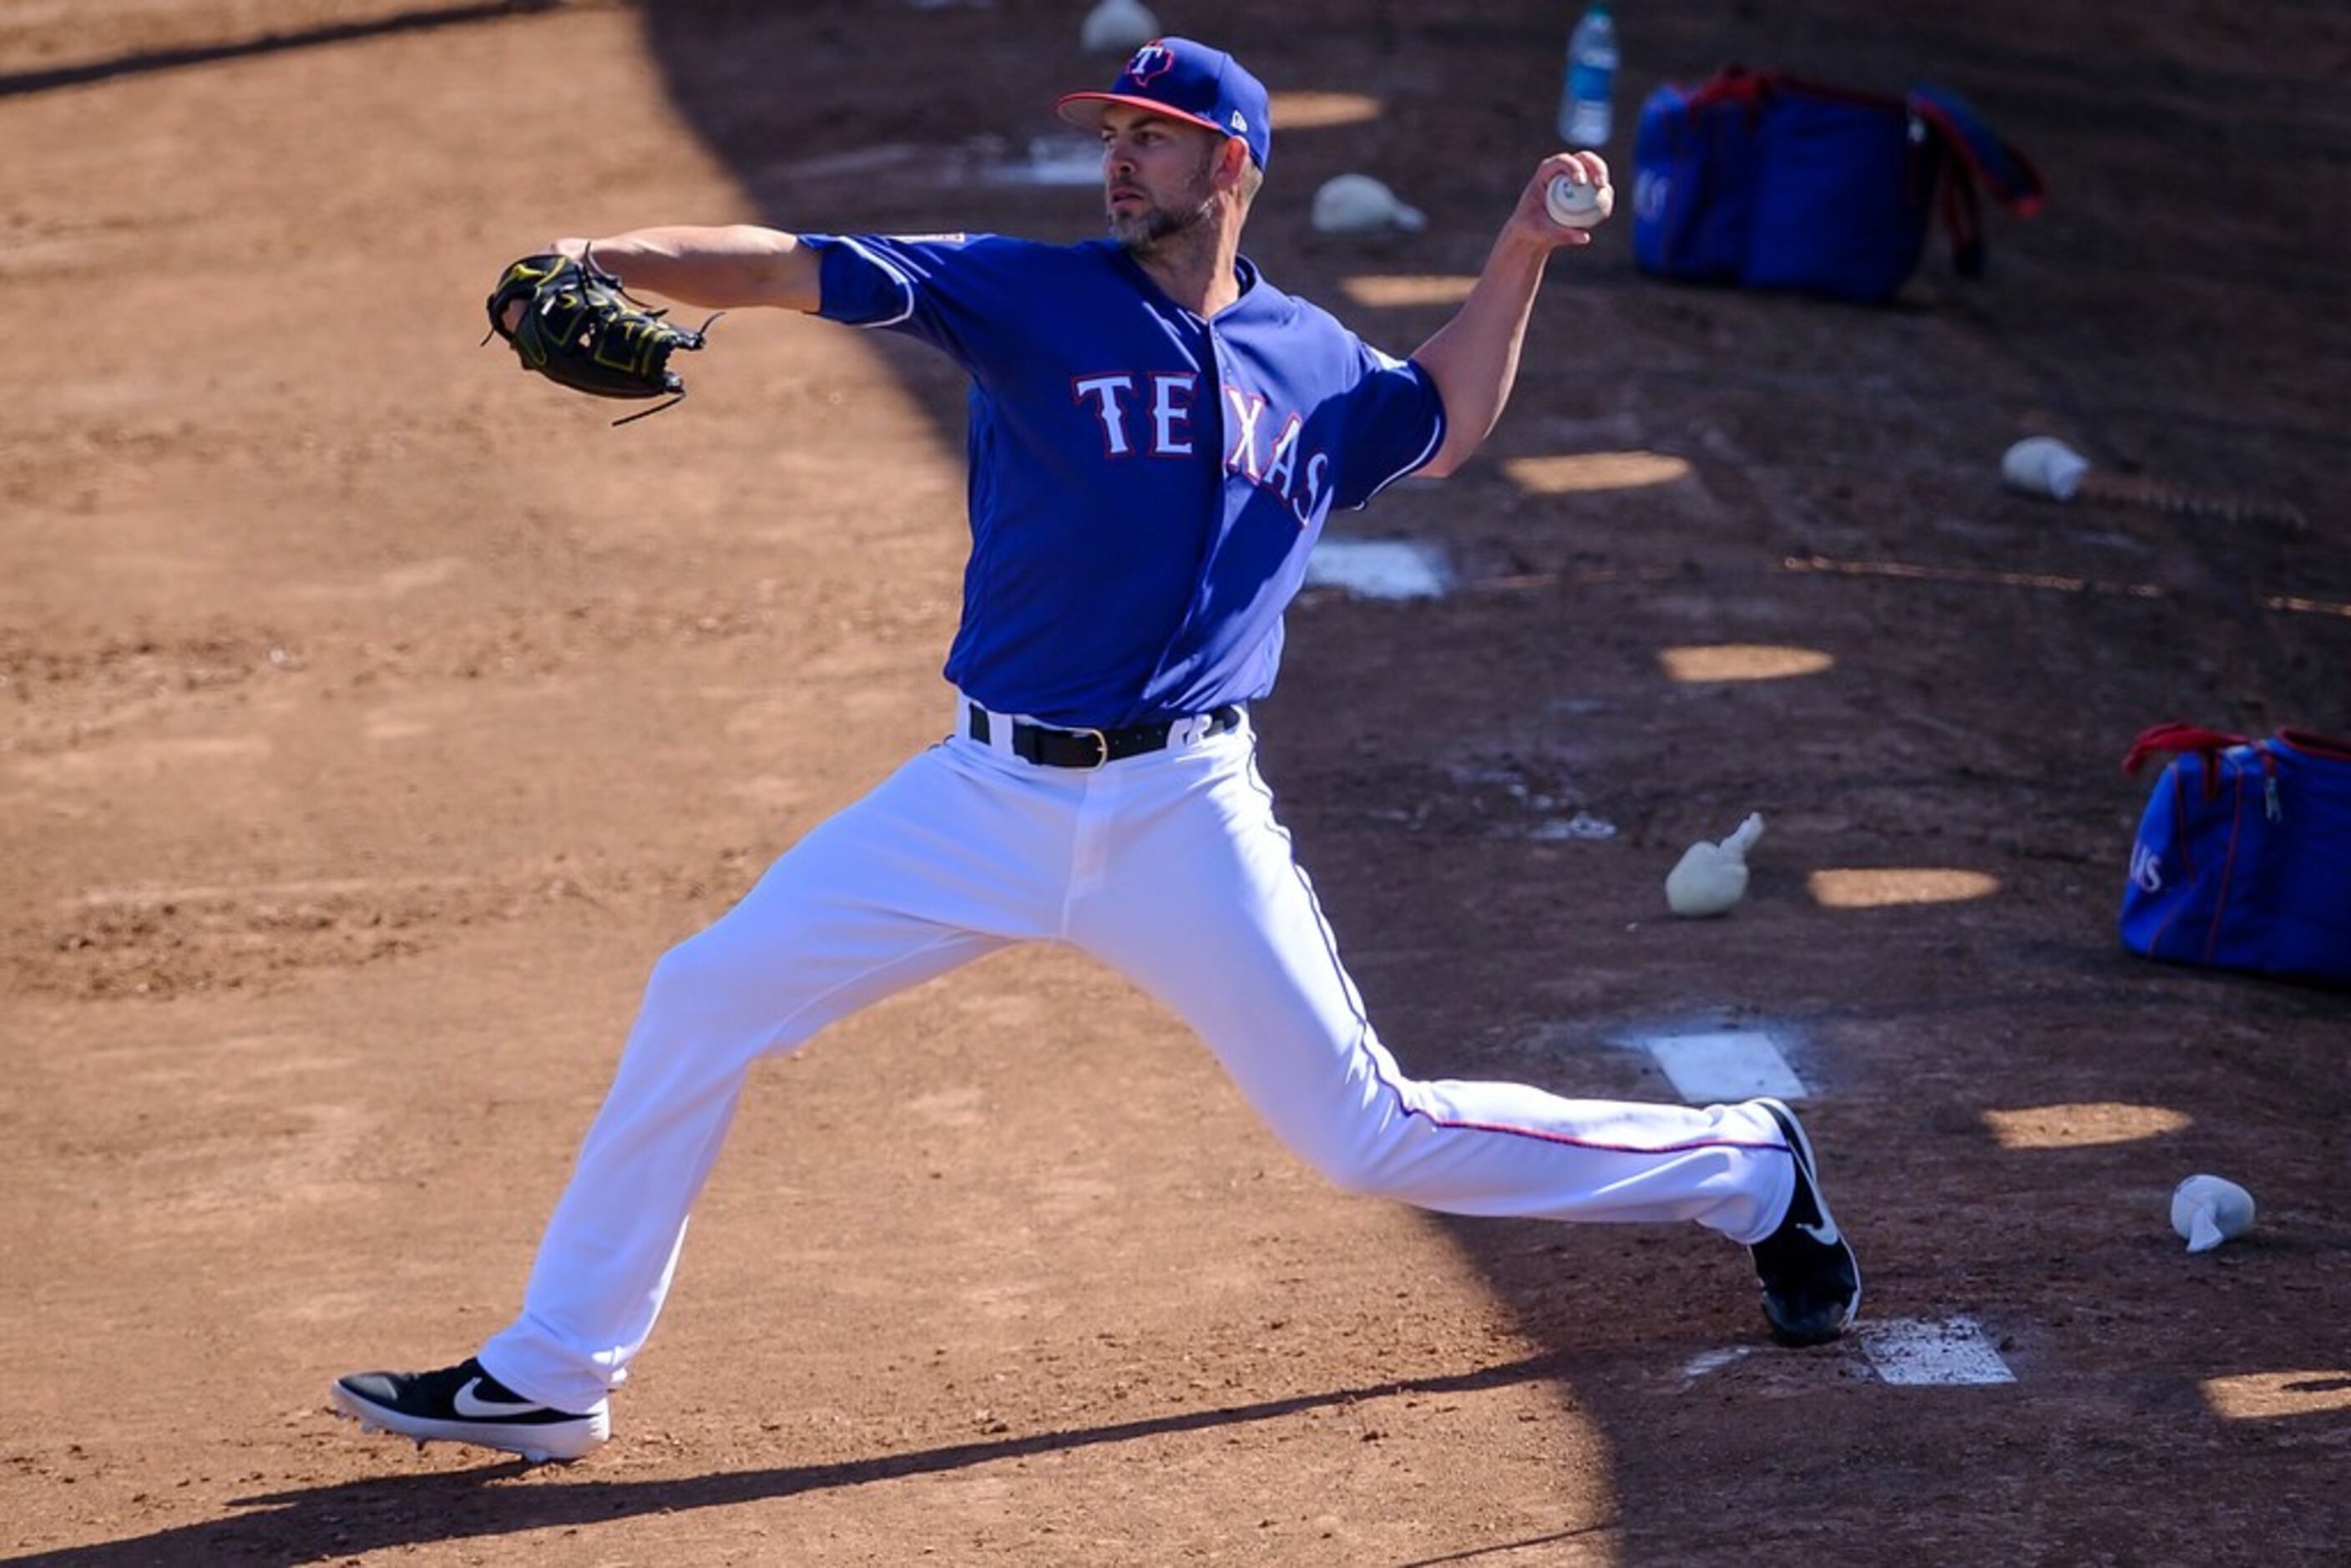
top-left (1070, 372), bottom-right (1329, 524)
top-left (796, 230), bottom-right (1445, 721)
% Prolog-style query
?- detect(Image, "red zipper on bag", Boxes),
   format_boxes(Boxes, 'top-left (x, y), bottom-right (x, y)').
top-left (2166, 764), bottom-right (2197, 878)
top-left (2202, 766), bottom-right (2251, 962)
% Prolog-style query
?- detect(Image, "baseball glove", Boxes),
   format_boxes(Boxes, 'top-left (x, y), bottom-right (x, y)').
top-left (483, 252), bottom-right (720, 424)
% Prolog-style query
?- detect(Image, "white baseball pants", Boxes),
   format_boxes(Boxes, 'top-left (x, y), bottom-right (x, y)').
top-left (481, 699), bottom-right (1797, 1414)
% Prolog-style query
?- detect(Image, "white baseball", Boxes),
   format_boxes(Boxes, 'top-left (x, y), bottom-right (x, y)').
top-left (1545, 173), bottom-right (1607, 229)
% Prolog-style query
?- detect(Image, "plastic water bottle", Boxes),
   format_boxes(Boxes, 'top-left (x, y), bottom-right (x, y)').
top-left (1556, 3), bottom-right (1619, 146)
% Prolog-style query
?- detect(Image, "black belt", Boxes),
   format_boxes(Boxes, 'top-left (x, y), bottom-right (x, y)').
top-left (967, 704), bottom-right (1243, 769)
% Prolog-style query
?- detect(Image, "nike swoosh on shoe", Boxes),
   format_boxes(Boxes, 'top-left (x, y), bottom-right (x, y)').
top-left (453, 1377), bottom-right (552, 1419)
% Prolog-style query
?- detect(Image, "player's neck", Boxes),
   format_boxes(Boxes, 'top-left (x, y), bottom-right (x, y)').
top-left (1130, 220), bottom-right (1244, 318)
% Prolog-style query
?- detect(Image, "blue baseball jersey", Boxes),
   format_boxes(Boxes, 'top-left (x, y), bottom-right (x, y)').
top-left (796, 233), bottom-right (1446, 726)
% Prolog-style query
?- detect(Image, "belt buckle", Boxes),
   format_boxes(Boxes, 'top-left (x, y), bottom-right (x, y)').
top-left (1069, 726), bottom-right (1110, 770)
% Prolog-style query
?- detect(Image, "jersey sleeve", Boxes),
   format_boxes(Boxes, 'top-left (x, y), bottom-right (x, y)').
top-left (1329, 341), bottom-right (1448, 510)
top-left (794, 231), bottom-right (1023, 378)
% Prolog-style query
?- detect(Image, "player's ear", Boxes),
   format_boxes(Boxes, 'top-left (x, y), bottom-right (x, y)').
top-left (1216, 136), bottom-right (1251, 193)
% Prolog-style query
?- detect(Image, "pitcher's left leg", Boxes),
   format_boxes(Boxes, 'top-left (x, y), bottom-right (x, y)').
top-left (1071, 735), bottom-right (1796, 1243)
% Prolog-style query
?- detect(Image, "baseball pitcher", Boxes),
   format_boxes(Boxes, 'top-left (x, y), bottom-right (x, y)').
top-left (335, 37), bottom-right (1860, 1464)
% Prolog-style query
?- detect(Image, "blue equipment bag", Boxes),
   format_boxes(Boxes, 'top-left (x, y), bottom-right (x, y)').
top-left (1631, 66), bottom-right (2045, 303)
top-left (2119, 723), bottom-right (2351, 987)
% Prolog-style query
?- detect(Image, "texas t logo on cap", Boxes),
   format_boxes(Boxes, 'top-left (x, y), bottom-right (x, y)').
top-left (1125, 43), bottom-right (1176, 85)
top-left (1054, 36), bottom-right (1274, 170)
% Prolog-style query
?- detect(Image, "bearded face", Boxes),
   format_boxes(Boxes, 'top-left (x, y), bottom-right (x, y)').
top-left (1098, 109), bottom-right (1225, 253)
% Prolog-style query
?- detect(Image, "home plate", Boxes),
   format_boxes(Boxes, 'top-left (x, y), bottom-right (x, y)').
top-left (1635, 1030), bottom-right (1808, 1102)
top-left (1857, 1318), bottom-right (2015, 1386)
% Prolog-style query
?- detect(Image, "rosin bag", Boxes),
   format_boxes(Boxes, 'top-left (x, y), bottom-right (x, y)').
top-left (2119, 722), bottom-right (2351, 986)
top-left (1629, 66), bottom-right (2045, 303)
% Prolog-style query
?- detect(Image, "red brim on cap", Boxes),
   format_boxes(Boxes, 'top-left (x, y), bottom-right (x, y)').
top-left (1054, 91), bottom-right (1230, 140)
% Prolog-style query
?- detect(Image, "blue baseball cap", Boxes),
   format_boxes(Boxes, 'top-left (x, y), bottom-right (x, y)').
top-left (1055, 38), bottom-right (1272, 170)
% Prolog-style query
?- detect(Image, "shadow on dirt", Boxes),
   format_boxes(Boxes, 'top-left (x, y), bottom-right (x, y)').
top-left (10, 1355), bottom-right (1582, 1565)
top-left (613, 3), bottom-right (2347, 1565)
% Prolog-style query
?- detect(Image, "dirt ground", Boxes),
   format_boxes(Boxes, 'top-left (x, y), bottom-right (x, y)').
top-left (5, 1), bottom-right (2348, 1563)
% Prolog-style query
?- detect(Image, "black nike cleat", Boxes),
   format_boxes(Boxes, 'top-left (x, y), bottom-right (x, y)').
top-left (1747, 1098), bottom-right (1862, 1346)
top-left (330, 1357), bottom-right (609, 1463)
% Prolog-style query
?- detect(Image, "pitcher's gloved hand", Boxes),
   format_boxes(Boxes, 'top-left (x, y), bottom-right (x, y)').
top-left (483, 251), bottom-right (719, 424)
